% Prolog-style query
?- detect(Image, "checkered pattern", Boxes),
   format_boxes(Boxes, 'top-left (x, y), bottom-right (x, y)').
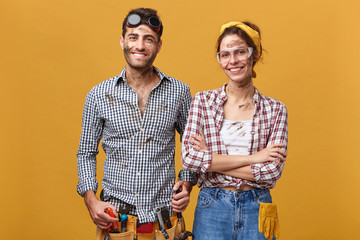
top-left (181, 84), bottom-right (288, 189)
top-left (77, 67), bottom-right (197, 223)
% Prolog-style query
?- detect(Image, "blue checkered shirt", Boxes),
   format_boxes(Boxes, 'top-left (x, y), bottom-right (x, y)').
top-left (77, 67), bottom-right (197, 223)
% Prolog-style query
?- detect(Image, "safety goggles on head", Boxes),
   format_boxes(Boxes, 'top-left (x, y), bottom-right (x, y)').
top-left (126, 13), bottom-right (162, 34)
top-left (216, 47), bottom-right (253, 64)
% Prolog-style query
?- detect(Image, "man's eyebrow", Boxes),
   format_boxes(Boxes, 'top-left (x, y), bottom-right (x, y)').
top-left (127, 33), bottom-right (156, 40)
top-left (127, 33), bottom-right (139, 37)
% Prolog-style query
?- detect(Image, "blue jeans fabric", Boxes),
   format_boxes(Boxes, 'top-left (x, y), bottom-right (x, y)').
top-left (192, 187), bottom-right (275, 240)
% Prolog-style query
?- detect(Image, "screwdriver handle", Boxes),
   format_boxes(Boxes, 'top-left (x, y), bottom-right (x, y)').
top-left (106, 208), bottom-right (119, 231)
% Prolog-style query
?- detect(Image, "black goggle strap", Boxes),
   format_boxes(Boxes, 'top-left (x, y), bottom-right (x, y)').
top-left (126, 14), bottom-right (161, 32)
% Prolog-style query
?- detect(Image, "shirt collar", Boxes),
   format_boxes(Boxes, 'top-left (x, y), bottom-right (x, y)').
top-left (113, 66), bottom-right (172, 87)
top-left (219, 84), bottom-right (228, 101)
top-left (252, 87), bottom-right (262, 104)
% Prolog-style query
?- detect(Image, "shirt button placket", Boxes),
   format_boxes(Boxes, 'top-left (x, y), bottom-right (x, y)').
top-left (135, 123), bottom-right (144, 200)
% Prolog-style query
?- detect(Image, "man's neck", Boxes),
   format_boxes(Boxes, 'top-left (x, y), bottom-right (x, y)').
top-left (125, 65), bottom-right (156, 88)
top-left (124, 65), bottom-right (160, 116)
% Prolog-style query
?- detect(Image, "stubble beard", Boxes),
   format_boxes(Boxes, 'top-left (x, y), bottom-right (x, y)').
top-left (123, 45), bottom-right (157, 71)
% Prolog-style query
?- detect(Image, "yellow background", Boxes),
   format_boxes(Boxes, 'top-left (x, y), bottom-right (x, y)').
top-left (1, 0), bottom-right (359, 239)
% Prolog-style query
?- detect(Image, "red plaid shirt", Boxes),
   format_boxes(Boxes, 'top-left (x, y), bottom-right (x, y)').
top-left (181, 84), bottom-right (288, 189)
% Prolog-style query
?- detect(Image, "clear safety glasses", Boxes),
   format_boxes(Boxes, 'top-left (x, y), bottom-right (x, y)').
top-left (216, 47), bottom-right (253, 64)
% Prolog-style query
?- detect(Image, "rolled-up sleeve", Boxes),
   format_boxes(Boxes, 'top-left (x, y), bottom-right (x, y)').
top-left (251, 104), bottom-right (288, 186)
top-left (76, 89), bottom-right (104, 196)
top-left (181, 93), bottom-right (213, 173)
top-left (176, 86), bottom-right (199, 184)
top-left (178, 169), bottom-right (198, 185)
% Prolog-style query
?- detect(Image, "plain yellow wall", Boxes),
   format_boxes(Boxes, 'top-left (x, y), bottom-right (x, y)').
top-left (1, 0), bottom-right (359, 239)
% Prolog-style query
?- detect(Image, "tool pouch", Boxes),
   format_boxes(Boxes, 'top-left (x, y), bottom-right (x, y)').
top-left (154, 214), bottom-right (182, 240)
top-left (95, 215), bottom-right (136, 240)
top-left (154, 216), bottom-right (177, 240)
top-left (109, 215), bottom-right (136, 240)
top-left (95, 214), bottom-right (188, 240)
top-left (108, 231), bottom-right (134, 240)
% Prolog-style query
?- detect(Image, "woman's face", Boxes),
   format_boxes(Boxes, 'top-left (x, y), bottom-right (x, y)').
top-left (218, 34), bottom-right (253, 84)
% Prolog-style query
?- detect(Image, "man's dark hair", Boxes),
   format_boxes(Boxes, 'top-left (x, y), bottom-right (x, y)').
top-left (122, 8), bottom-right (163, 40)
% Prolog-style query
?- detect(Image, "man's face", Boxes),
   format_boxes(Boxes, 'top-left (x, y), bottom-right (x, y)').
top-left (120, 24), bottom-right (162, 71)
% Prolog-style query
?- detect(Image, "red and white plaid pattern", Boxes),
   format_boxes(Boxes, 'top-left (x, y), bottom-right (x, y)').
top-left (181, 84), bottom-right (288, 189)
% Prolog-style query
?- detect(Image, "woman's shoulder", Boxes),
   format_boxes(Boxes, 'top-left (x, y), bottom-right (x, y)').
top-left (257, 90), bottom-right (287, 113)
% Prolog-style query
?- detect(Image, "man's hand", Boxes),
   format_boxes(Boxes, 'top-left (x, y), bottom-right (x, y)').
top-left (84, 191), bottom-right (118, 230)
top-left (171, 181), bottom-right (193, 212)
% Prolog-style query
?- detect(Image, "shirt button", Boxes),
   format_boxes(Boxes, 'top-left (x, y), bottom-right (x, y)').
top-left (138, 150), bottom-right (142, 154)
top-left (140, 128), bottom-right (144, 132)
top-left (251, 131), bottom-right (255, 135)
top-left (136, 172), bottom-right (141, 176)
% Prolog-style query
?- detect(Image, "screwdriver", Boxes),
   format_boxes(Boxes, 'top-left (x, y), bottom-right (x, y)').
top-left (106, 208), bottom-right (120, 233)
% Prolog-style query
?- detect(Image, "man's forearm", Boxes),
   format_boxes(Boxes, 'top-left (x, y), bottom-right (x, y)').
top-left (84, 190), bottom-right (98, 208)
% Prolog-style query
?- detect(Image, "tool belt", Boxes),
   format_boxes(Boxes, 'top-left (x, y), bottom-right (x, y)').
top-left (95, 213), bottom-right (188, 240)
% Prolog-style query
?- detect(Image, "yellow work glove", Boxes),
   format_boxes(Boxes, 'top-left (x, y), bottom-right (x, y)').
top-left (258, 202), bottom-right (280, 240)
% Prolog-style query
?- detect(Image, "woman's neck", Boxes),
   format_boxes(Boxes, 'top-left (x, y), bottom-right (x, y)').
top-left (225, 80), bottom-right (255, 103)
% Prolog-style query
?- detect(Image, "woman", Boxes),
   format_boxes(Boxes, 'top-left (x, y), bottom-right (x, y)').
top-left (181, 21), bottom-right (288, 240)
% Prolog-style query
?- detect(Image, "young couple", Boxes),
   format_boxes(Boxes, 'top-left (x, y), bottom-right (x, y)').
top-left (77, 7), bottom-right (287, 240)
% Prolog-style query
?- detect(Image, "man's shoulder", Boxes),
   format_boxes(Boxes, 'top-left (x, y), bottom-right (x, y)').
top-left (165, 75), bottom-right (188, 87)
top-left (166, 76), bottom-right (190, 93)
top-left (155, 67), bottom-right (190, 90)
top-left (88, 74), bottom-right (121, 95)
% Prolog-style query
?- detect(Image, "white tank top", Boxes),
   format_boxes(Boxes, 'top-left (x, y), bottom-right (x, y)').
top-left (220, 119), bottom-right (252, 155)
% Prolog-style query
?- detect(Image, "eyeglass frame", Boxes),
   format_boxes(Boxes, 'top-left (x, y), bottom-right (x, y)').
top-left (216, 47), bottom-right (253, 64)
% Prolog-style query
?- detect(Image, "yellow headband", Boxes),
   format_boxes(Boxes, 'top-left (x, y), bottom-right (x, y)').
top-left (219, 21), bottom-right (261, 58)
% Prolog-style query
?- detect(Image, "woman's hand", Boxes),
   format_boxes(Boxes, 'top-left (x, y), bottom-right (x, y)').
top-left (190, 132), bottom-right (208, 151)
top-left (250, 143), bottom-right (287, 165)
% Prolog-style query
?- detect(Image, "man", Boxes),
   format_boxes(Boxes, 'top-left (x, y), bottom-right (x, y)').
top-left (77, 7), bottom-right (197, 238)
